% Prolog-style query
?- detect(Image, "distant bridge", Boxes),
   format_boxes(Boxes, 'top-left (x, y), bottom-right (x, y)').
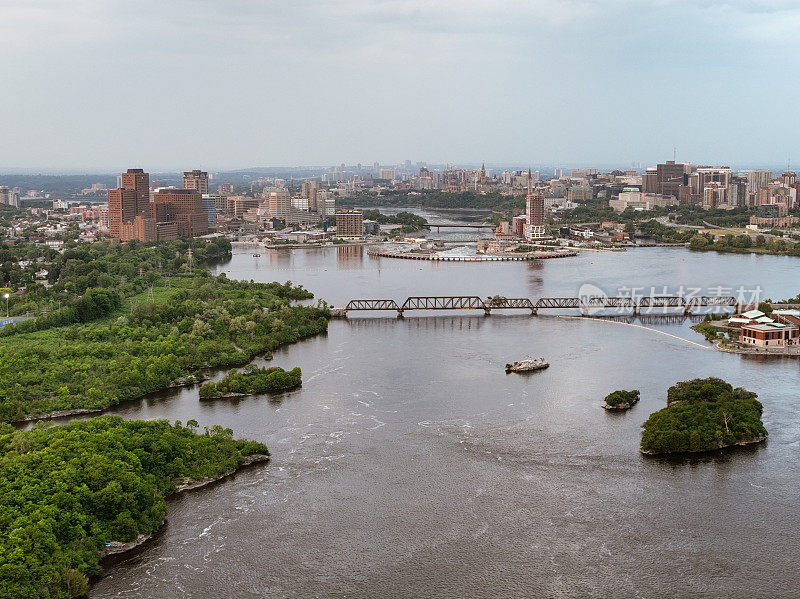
top-left (426, 223), bottom-right (496, 231)
top-left (337, 294), bottom-right (745, 317)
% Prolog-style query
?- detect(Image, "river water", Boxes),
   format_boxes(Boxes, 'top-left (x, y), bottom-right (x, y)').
top-left (90, 242), bottom-right (800, 599)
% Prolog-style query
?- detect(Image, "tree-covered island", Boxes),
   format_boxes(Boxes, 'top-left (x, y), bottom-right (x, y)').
top-left (0, 416), bottom-right (269, 599)
top-left (199, 365), bottom-right (302, 398)
top-left (602, 389), bottom-right (640, 410)
top-left (641, 378), bottom-right (767, 454)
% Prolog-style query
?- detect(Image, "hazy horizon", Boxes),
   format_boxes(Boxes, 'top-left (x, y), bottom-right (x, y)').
top-left (3, 1), bottom-right (800, 171)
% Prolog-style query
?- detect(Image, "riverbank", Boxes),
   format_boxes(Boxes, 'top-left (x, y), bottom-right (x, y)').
top-left (100, 454), bottom-right (271, 560)
top-left (13, 374), bottom-right (212, 425)
top-left (713, 340), bottom-right (800, 356)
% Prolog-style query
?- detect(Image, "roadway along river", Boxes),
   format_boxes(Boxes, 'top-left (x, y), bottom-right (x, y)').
top-left (90, 245), bottom-right (800, 599)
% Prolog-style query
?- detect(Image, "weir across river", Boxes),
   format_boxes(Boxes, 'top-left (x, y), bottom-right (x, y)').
top-left (334, 294), bottom-right (744, 317)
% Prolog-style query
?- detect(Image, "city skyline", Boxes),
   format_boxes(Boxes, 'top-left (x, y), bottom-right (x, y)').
top-left (3, 1), bottom-right (800, 170)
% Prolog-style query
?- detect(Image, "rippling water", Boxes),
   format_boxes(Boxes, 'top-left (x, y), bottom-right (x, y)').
top-left (90, 245), bottom-right (800, 598)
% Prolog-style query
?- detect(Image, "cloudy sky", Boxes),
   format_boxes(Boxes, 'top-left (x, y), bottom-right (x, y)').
top-left (1, 0), bottom-right (799, 171)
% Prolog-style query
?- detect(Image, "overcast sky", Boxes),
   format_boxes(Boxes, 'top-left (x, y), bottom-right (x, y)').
top-left (2, 0), bottom-right (800, 172)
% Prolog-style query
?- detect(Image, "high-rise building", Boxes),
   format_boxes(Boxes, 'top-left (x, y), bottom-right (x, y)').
top-left (183, 170), bottom-right (209, 194)
top-left (0, 186), bottom-right (19, 207)
top-left (526, 191), bottom-right (546, 227)
top-left (656, 160), bottom-right (685, 202)
top-left (108, 188), bottom-right (139, 238)
top-left (120, 168), bottom-right (150, 215)
top-left (301, 180), bottom-right (319, 210)
top-left (335, 210), bottom-right (363, 237)
top-left (266, 189), bottom-right (291, 220)
top-left (641, 169), bottom-right (658, 194)
top-left (201, 194), bottom-right (218, 228)
top-left (108, 169), bottom-right (151, 239)
top-left (379, 169), bottom-right (396, 181)
top-left (747, 169), bottom-right (773, 205)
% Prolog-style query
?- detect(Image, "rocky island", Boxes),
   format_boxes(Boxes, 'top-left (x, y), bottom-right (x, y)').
top-left (198, 365), bottom-right (302, 399)
top-left (640, 378), bottom-right (768, 455)
top-left (602, 389), bottom-right (640, 410)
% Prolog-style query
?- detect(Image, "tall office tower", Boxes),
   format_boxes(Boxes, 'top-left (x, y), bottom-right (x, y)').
top-left (183, 170), bottom-right (209, 194)
top-left (120, 168), bottom-right (150, 216)
top-left (107, 188), bottom-right (139, 238)
top-left (655, 160), bottom-right (685, 202)
top-left (642, 169), bottom-right (658, 193)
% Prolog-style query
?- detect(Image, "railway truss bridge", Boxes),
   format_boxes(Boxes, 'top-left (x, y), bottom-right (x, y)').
top-left (337, 294), bottom-right (743, 317)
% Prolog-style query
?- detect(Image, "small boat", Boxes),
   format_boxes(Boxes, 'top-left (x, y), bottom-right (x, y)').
top-left (505, 356), bottom-right (549, 373)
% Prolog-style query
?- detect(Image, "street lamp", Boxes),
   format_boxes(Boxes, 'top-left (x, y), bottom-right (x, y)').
top-left (3, 293), bottom-right (8, 318)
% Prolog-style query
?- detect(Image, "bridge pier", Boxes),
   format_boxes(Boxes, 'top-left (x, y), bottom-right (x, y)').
top-left (633, 305), bottom-right (640, 316)
top-left (683, 304), bottom-right (693, 315)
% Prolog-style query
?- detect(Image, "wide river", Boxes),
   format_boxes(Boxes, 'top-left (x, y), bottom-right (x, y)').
top-left (89, 240), bottom-right (800, 598)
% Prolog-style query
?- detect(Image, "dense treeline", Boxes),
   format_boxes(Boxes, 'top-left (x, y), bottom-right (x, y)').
top-left (199, 365), bottom-right (302, 398)
top-left (0, 275), bottom-right (327, 421)
top-left (0, 237), bottom-right (232, 317)
top-left (641, 378), bottom-right (767, 454)
top-left (687, 232), bottom-right (800, 256)
top-left (0, 416), bottom-right (268, 599)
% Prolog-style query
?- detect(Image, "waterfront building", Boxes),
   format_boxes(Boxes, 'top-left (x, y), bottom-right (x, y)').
top-left (335, 209), bottom-right (363, 238)
top-left (740, 322), bottom-right (799, 347)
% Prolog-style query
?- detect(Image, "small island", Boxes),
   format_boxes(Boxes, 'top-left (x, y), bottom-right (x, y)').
top-left (602, 389), bottom-right (640, 410)
top-left (641, 378), bottom-right (767, 455)
top-left (198, 364), bottom-right (302, 399)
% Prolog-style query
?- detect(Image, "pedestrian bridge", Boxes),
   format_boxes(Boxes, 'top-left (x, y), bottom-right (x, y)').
top-left (336, 294), bottom-right (743, 317)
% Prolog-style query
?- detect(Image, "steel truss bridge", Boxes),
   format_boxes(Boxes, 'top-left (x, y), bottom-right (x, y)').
top-left (340, 295), bottom-right (744, 317)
